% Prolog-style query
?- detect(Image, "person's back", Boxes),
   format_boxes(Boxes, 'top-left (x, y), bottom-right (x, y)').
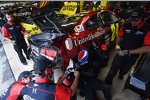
top-left (24, 58), bottom-right (79, 100)
top-left (0, 71), bottom-right (31, 100)
top-left (25, 79), bottom-right (56, 100)
top-left (0, 82), bottom-right (25, 100)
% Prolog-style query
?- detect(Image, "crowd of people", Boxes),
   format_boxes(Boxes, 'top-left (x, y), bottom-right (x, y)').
top-left (0, 1), bottom-right (150, 100)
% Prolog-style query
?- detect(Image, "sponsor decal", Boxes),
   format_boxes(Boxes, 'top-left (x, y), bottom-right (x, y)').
top-left (14, 12), bottom-right (31, 17)
top-left (59, 2), bottom-right (77, 16)
top-left (75, 25), bottom-right (84, 33)
top-left (65, 38), bottom-right (73, 50)
top-left (32, 27), bottom-right (39, 31)
top-left (74, 30), bottom-right (105, 46)
top-left (78, 49), bottom-right (88, 65)
top-left (62, 5), bottom-right (77, 11)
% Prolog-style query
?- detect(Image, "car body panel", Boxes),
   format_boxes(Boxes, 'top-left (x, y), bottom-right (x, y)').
top-left (56, 2), bottom-right (78, 17)
top-left (124, 53), bottom-right (150, 97)
top-left (21, 22), bottom-right (42, 45)
top-left (28, 10), bottom-right (121, 69)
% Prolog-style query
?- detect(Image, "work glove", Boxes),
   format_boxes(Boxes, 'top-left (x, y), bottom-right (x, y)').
top-left (115, 45), bottom-right (121, 51)
top-left (116, 50), bottom-right (130, 56)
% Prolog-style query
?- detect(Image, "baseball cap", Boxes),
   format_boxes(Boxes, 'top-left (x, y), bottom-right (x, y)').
top-left (18, 71), bottom-right (31, 81)
top-left (129, 9), bottom-right (144, 21)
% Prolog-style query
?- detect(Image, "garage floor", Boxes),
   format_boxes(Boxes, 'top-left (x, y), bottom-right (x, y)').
top-left (1, 36), bottom-right (141, 100)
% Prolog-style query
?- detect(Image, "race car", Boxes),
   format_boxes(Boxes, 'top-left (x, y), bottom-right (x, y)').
top-left (28, 10), bottom-right (122, 70)
top-left (124, 53), bottom-right (150, 100)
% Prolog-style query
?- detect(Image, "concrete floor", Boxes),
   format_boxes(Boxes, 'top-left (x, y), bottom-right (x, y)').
top-left (0, 35), bottom-right (142, 100)
top-left (97, 51), bottom-right (141, 100)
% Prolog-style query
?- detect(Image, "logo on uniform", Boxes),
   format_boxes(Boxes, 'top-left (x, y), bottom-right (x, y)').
top-left (78, 49), bottom-right (88, 65)
top-left (135, 31), bottom-right (143, 35)
top-left (9, 27), bottom-right (13, 30)
top-left (125, 30), bottom-right (131, 33)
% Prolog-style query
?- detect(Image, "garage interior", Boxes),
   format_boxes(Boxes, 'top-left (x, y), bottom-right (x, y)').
top-left (0, 1), bottom-right (150, 100)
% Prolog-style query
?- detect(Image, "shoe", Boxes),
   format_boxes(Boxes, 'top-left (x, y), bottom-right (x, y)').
top-left (22, 62), bottom-right (28, 65)
top-left (79, 89), bottom-right (85, 97)
top-left (118, 75), bottom-right (124, 80)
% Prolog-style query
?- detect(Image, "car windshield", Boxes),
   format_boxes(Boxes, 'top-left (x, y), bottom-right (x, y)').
top-left (17, 16), bottom-right (33, 24)
top-left (60, 13), bottom-right (86, 33)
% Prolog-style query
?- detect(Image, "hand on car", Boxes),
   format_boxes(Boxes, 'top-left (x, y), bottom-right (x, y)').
top-left (74, 71), bottom-right (80, 78)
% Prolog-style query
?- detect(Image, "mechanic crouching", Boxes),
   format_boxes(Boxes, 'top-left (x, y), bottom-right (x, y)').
top-left (0, 71), bottom-right (32, 100)
top-left (1, 12), bottom-right (30, 65)
top-left (24, 59), bottom-right (80, 100)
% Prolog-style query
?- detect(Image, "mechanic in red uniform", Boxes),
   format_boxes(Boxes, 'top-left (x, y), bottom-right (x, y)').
top-left (105, 9), bottom-right (150, 86)
top-left (0, 71), bottom-right (31, 100)
top-left (1, 12), bottom-right (30, 65)
top-left (24, 58), bottom-right (80, 100)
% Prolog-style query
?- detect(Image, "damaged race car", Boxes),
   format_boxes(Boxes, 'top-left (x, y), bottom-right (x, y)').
top-left (28, 10), bottom-right (122, 76)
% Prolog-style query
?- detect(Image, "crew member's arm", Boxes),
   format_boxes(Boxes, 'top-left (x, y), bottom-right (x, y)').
top-left (55, 71), bottom-right (80, 100)
top-left (0, 84), bottom-right (13, 100)
top-left (21, 26), bottom-right (30, 35)
top-left (116, 23), bottom-right (124, 49)
top-left (1, 26), bottom-right (11, 42)
top-left (129, 31), bottom-right (150, 54)
top-left (57, 72), bottom-right (67, 84)
top-left (70, 71), bottom-right (80, 96)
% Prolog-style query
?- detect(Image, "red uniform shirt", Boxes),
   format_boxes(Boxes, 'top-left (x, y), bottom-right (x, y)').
top-left (25, 78), bottom-right (71, 100)
top-left (1, 21), bottom-right (26, 38)
top-left (118, 21), bottom-right (150, 45)
top-left (0, 82), bottom-right (26, 100)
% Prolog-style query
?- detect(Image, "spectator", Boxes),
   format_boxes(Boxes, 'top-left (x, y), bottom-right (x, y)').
top-left (1, 12), bottom-right (30, 65)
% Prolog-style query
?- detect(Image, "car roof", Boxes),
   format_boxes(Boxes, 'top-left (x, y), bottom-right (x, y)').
top-left (71, 10), bottom-right (114, 19)
top-left (69, 10), bottom-right (114, 25)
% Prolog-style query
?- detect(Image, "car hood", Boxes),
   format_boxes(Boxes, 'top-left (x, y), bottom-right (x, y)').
top-left (29, 32), bottom-right (64, 47)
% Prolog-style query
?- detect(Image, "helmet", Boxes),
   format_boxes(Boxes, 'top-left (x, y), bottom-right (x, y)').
top-left (129, 9), bottom-right (144, 21)
top-left (33, 59), bottom-right (52, 77)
